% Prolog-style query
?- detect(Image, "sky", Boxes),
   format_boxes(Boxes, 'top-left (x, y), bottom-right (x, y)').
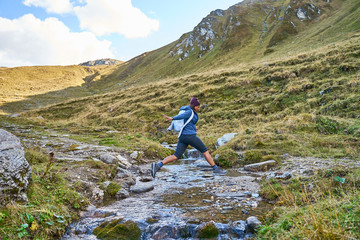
top-left (0, 0), bottom-right (243, 67)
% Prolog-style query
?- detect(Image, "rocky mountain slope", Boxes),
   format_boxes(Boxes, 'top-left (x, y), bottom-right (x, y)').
top-left (95, 0), bottom-right (358, 89)
top-left (79, 58), bottom-right (122, 66)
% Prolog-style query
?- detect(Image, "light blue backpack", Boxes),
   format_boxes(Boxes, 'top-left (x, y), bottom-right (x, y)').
top-left (167, 109), bottom-right (194, 138)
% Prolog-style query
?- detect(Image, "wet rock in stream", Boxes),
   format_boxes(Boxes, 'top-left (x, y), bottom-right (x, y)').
top-left (130, 182), bottom-right (155, 194)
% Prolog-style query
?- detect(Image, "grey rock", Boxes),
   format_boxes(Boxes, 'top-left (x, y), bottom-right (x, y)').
top-left (246, 216), bottom-right (262, 233)
top-left (297, 7), bottom-right (307, 19)
top-left (251, 193), bottom-right (260, 198)
top-left (0, 129), bottom-right (32, 206)
top-left (130, 151), bottom-right (139, 160)
top-left (216, 133), bottom-right (237, 148)
top-left (130, 183), bottom-right (154, 194)
top-left (222, 206), bottom-right (234, 211)
top-left (116, 155), bottom-right (131, 168)
top-left (121, 178), bottom-right (136, 189)
top-left (186, 149), bottom-right (202, 159)
top-left (151, 225), bottom-right (179, 240)
top-left (139, 176), bottom-right (153, 182)
top-left (231, 220), bottom-right (246, 237)
top-left (91, 187), bottom-right (104, 204)
top-left (241, 209), bottom-right (249, 215)
top-left (215, 192), bottom-right (250, 198)
top-left (102, 181), bottom-right (111, 188)
top-left (116, 188), bottom-right (130, 200)
top-left (215, 222), bottom-right (229, 234)
top-left (266, 172), bottom-right (293, 180)
top-left (193, 160), bottom-right (211, 168)
top-left (244, 160), bottom-right (277, 172)
top-left (100, 153), bottom-right (117, 164)
top-left (115, 168), bottom-right (133, 179)
top-left (128, 165), bottom-right (140, 174)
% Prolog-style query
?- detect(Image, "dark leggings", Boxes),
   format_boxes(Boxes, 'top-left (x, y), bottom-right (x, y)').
top-left (174, 134), bottom-right (208, 159)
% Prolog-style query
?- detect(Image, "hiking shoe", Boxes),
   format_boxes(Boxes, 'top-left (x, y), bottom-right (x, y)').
top-left (213, 167), bottom-right (227, 175)
top-left (151, 162), bottom-right (161, 178)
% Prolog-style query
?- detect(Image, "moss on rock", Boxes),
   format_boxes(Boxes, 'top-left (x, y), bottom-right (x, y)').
top-left (213, 147), bottom-right (239, 168)
top-left (93, 219), bottom-right (141, 240)
top-left (197, 222), bottom-right (219, 239)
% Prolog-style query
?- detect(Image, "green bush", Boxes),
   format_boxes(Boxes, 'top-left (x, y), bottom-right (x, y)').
top-left (25, 148), bottom-right (48, 164)
top-left (105, 182), bottom-right (122, 197)
top-left (244, 150), bottom-right (263, 165)
top-left (213, 147), bottom-right (239, 168)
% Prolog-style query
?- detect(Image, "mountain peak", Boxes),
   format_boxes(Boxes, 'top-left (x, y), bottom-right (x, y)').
top-left (168, 0), bottom-right (326, 61)
top-left (79, 58), bottom-right (122, 66)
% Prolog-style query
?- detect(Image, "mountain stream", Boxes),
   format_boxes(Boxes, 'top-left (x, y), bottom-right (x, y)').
top-left (61, 149), bottom-right (270, 240)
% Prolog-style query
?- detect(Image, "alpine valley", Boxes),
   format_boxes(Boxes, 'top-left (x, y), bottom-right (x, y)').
top-left (0, 0), bottom-right (359, 239)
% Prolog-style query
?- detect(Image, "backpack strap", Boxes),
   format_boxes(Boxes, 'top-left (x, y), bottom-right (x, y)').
top-left (178, 109), bottom-right (194, 138)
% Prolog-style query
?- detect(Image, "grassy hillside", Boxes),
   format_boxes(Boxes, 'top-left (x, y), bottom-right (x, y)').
top-left (12, 33), bottom-right (359, 163)
top-left (0, 64), bottom-right (120, 115)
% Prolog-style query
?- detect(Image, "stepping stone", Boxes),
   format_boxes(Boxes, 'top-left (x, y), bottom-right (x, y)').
top-left (244, 160), bottom-right (277, 172)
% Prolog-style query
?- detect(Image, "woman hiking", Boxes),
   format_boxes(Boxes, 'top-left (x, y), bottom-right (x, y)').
top-left (151, 97), bottom-right (226, 178)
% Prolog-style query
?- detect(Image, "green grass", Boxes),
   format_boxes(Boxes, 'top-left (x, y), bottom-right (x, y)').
top-left (0, 149), bottom-right (89, 239)
top-left (258, 168), bottom-right (360, 239)
top-left (0, 146), bottom-right (121, 239)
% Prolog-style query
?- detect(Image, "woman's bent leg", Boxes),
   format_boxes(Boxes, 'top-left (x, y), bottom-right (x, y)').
top-left (162, 155), bottom-right (178, 165)
top-left (203, 151), bottom-right (215, 167)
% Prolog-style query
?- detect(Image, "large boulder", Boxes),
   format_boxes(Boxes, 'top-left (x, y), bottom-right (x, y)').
top-left (216, 133), bottom-right (237, 148)
top-left (0, 129), bottom-right (32, 206)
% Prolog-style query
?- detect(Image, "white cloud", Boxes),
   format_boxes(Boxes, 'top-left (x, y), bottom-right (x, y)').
top-left (23, 0), bottom-right (73, 14)
top-left (74, 0), bottom-right (160, 38)
top-left (0, 14), bottom-right (114, 67)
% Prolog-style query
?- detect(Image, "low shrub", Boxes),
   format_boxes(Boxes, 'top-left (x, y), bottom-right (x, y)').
top-left (244, 150), bottom-right (263, 165)
top-left (105, 182), bottom-right (122, 197)
top-left (213, 147), bottom-right (239, 168)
